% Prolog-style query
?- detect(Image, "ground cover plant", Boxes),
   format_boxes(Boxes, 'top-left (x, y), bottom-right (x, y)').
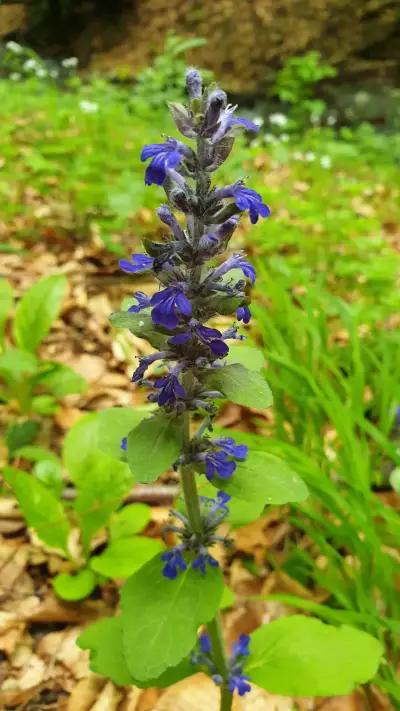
top-left (77, 70), bottom-right (384, 709)
top-left (0, 275), bottom-right (86, 455)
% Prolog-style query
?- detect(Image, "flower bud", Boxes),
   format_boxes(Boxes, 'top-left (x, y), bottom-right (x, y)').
top-left (186, 68), bottom-right (202, 100)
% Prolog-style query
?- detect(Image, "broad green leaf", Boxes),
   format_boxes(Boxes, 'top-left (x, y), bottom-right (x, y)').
top-left (220, 585), bottom-right (236, 610)
top-left (195, 478), bottom-right (265, 527)
top-left (110, 309), bottom-right (169, 349)
top-left (90, 536), bottom-right (164, 579)
top-left (205, 363), bottom-right (273, 409)
top-left (33, 459), bottom-right (64, 497)
top-left (63, 408), bottom-right (150, 480)
top-left (121, 556), bottom-right (224, 680)
top-left (110, 503), bottom-right (151, 539)
top-left (0, 349), bottom-right (38, 382)
top-left (53, 569), bottom-right (97, 601)
top-left (63, 413), bottom-right (99, 480)
top-left (0, 279), bottom-right (13, 345)
top-left (13, 274), bottom-right (67, 353)
top-left (35, 362), bottom-right (87, 397)
top-left (246, 615), bottom-right (383, 696)
top-left (211, 450), bottom-right (308, 505)
top-left (31, 394), bottom-right (58, 415)
top-left (74, 452), bottom-right (132, 553)
top-left (3, 467), bottom-right (70, 553)
top-left (226, 344), bottom-right (265, 372)
top-left (97, 406), bottom-right (150, 459)
top-left (127, 413), bottom-right (184, 483)
top-left (78, 617), bottom-right (195, 688)
top-left (5, 420), bottom-right (41, 455)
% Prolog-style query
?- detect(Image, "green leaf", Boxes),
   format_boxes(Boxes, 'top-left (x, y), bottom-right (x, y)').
top-left (31, 394), bottom-right (58, 415)
top-left (33, 459), bottom-right (64, 497)
top-left (90, 536), bottom-right (164, 579)
top-left (127, 413), bottom-right (184, 483)
top-left (110, 309), bottom-right (169, 349)
top-left (5, 420), bottom-right (41, 455)
top-left (110, 503), bottom-right (151, 539)
top-left (97, 406), bottom-right (150, 459)
top-left (12, 445), bottom-right (59, 465)
top-left (3, 467), bottom-right (70, 553)
top-left (120, 556), bottom-right (224, 680)
top-left (0, 279), bottom-right (13, 345)
top-left (78, 617), bottom-right (195, 688)
top-left (226, 344), bottom-right (265, 372)
top-left (220, 585), bottom-right (236, 610)
top-left (196, 478), bottom-right (265, 527)
top-left (205, 363), bottom-right (273, 409)
top-left (63, 413), bottom-right (99, 480)
top-left (53, 569), bottom-right (97, 601)
top-left (0, 348), bottom-right (38, 382)
top-left (246, 615), bottom-right (383, 696)
top-left (35, 362), bottom-right (86, 397)
top-left (211, 450), bottom-right (309, 505)
top-left (13, 274), bottom-right (67, 353)
top-left (74, 452), bottom-right (132, 553)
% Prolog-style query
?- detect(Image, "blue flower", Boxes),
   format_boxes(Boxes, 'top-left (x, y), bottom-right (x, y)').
top-left (119, 254), bottom-right (154, 274)
top-left (213, 253), bottom-right (256, 285)
top-left (161, 548), bottom-right (187, 579)
top-left (168, 321), bottom-right (229, 358)
top-left (128, 291), bottom-right (151, 313)
top-left (205, 451), bottom-right (237, 480)
top-left (228, 674), bottom-right (251, 696)
top-left (120, 436), bottom-right (127, 451)
top-left (192, 550), bottom-right (219, 575)
top-left (150, 286), bottom-right (192, 330)
top-left (131, 351), bottom-right (169, 383)
top-left (141, 138), bottom-right (184, 186)
top-left (212, 437), bottom-right (248, 461)
top-left (232, 185), bottom-right (270, 224)
top-left (199, 633), bottom-right (212, 654)
top-left (231, 634), bottom-right (250, 661)
top-left (154, 372), bottom-right (186, 406)
top-left (212, 108), bottom-right (259, 143)
top-left (237, 305), bottom-right (251, 324)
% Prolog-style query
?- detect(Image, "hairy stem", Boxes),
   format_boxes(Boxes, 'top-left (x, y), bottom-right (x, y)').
top-left (207, 616), bottom-right (233, 711)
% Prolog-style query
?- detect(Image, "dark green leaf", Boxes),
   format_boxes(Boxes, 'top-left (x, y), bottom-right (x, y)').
top-left (212, 450), bottom-right (308, 505)
top-left (127, 413), bottom-right (184, 483)
top-left (205, 363), bottom-right (273, 409)
top-left (5, 420), bottom-right (41, 455)
top-left (120, 556), bottom-right (223, 680)
top-left (13, 274), bottom-right (67, 353)
top-left (246, 615), bottom-right (383, 696)
top-left (90, 536), bottom-right (164, 579)
top-left (53, 569), bottom-right (97, 601)
top-left (3, 466), bottom-right (70, 552)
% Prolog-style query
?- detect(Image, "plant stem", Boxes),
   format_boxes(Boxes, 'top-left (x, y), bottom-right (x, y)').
top-left (180, 405), bottom-right (233, 711)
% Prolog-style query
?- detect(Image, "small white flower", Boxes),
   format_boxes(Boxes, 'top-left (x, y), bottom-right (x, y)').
top-left (23, 58), bottom-right (37, 71)
top-left (6, 41), bottom-right (22, 54)
top-left (320, 155), bottom-right (332, 169)
top-left (253, 116), bottom-right (264, 127)
top-left (269, 113), bottom-right (288, 127)
top-left (279, 133), bottom-right (290, 142)
top-left (10, 72), bottom-right (21, 81)
top-left (355, 91), bottom-right (370, 106)
top-left (305, 151), bottom-right (315, 162)
top-left (327, 114), bottom-right (337, 126)
top-left (36, 68), bottom-right (47, 78)
top-left (50, 69), bottom-right (59, 78)
top-left (79, 100), bottom-right (98, 114)
top-left (62, 57), bottom-right (78, 69)
top-left (263, 133), bottom-right (275, 143)
top-left (293, 151), bottom-right (304, 161)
